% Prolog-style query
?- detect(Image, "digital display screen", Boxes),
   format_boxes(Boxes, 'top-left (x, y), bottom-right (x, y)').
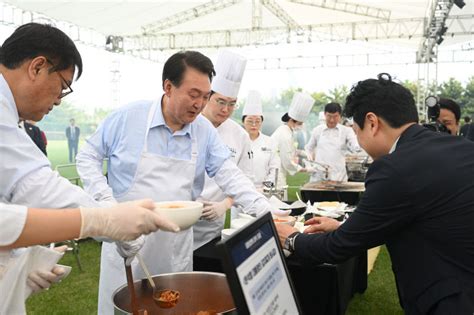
top-left (230, 222), bottom-right (299, 315)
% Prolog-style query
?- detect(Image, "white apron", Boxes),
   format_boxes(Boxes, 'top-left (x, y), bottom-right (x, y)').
top-left (311, 128), bottom-right (348, 182)
top-left (97, 101), bottom-right (198, 315)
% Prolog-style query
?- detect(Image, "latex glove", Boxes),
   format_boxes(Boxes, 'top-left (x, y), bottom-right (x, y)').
top-left (79, 199), bottom-right (180, 241)
top-left (201, 199), bottom-right (232, 221)
top-left (27, 246), bottom-right (67, 294)
top-left (116, 235), bottom-right (145, 266)
top-left (305, 166), bottom-right (316, 173)
top-left (303, 216), bottom-right (341, 234)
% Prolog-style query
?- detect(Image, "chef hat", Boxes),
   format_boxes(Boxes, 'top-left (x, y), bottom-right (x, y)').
top-left (242, 90), bottom-right (263, 116)
top-left (211, 50), bottom-right (247, 98)
top-left (283, 92), bottom-right (314, 122)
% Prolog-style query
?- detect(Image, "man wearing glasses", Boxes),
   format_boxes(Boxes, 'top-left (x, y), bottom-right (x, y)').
top-left (0, 23), bottom-right (181, 304)
top-left (193, 50), bottom-right (257, 251)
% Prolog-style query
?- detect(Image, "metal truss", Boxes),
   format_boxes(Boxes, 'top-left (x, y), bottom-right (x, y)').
top-left (252, 0), bottom-right (263, 29)
top-left (245, 48), bottom-right (473, 70)
top-left (122, 15), bottom-right (473, 52)
top-left (142, 0), bottom-right (240, 34)
top-left (416, 0), bottom-right (454, 63)
top-left (0, 2), bottom-right (104, 48)
top-left (289, 0), bottom-right (391, 20)
top-left (261, 0), bottom-right (301, 30)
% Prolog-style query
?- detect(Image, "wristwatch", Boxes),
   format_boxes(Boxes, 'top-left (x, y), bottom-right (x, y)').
top-left (283, 232), bottom-right (300, 253)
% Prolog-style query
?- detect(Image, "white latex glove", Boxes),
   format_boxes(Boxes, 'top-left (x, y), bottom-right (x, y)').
top-left (305, 166), bottom-right (316, 173)
top-left (79, 199), bottom-right (180, 241)
top-left (27, 246), bottom-right (67, 294)
top-left (201, 199), bottom-right (232, 221)
top-left (116, 235), bottom-right (145, 266)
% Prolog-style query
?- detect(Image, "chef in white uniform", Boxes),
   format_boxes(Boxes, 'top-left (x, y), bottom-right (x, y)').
top-left (76, 51), bottom-right (275, 314)
top-left (193, 50), bottom-right (257, 250)
top-left (305, 102), bottom-right (360, 182)
top-left (242, 90), bottom-right (280, 187)
top-left (271, 92), bottom-right (315, 188)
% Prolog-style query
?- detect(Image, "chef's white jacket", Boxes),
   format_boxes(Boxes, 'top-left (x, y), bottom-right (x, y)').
top-left (271, 124), bottom-right (301, 187)
top-left (250, 132), bottom-right (280, 186)
top-left (0, 74), bottom-right (97, 209)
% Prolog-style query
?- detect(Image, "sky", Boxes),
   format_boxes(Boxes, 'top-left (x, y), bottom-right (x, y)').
top-left (0, 23), bottom-right (472, 113)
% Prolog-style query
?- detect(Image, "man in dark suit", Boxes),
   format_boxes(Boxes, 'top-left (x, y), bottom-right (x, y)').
top-left (19, 120), bottom-right (47, 156)
top-left (460, 116), bottom-right (474, 141)
top-left (65, 118), bottom-right (80, 162)
top-left (277, 73), bottom-right (474, 314)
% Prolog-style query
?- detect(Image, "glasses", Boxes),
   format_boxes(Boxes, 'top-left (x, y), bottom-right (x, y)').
top-left (244, 119), bottom-right (262, 126)
top-left (46, 58), bottom-right (74, 99)
top-left (214, 98), bottom-right (238, 109)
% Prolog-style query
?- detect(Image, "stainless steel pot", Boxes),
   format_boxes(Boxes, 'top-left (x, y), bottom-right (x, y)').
top-left (112, 272), bottom-right (236, 315)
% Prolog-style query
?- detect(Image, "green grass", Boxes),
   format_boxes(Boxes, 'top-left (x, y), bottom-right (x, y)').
top-left (26, 240), bottom-right (102, 314)
top-left (25, 145), bottom-right (402, 314)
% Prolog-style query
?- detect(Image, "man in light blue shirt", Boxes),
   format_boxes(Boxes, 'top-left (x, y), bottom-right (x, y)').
top-left (76, 51), bottom-right (274, 314)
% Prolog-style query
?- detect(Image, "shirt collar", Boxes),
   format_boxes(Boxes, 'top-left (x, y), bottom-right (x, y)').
top-left (323, 123), bottom-right (340, 131)
top-left (0, 74), bottom-right (19, 123)
top-left (389, 136), bottom-right (400, 154)
top-left (152, 98), bottom-right (192, 136)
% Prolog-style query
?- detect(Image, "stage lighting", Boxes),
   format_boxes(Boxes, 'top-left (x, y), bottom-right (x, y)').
top-left (453, 0), bottom-right (465, 9)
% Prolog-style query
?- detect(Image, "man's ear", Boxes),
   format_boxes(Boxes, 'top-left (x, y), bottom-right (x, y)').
top-left (163, 79), bottom-right (173, 97)
top-left (365, 112), bottom-right (380, 136)
top-left (28, 56), bottom-right (48, 80)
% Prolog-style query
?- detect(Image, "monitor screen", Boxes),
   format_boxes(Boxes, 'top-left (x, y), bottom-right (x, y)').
top-left (218, 213), bottom-right (301, 315)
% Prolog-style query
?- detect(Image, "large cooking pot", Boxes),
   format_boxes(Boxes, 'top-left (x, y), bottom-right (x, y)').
top-left (113, 272), bottom-right (236, 315)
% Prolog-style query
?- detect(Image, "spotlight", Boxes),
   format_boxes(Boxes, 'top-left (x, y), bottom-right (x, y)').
top-left (453, 0), bottom-right (465, 9)
top-left (436, 36), bottom-right (444, 45)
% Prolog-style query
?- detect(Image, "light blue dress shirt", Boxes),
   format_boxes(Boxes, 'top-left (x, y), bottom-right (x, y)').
top-left (81, 100), bottom-right (231, 199)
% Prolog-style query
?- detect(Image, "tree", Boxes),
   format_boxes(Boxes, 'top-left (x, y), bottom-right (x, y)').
top-left (460, 76), bottom-right (474, 118)
top-left (438, 78), bottom-right (464, 106)
top-left (327, 85), bottom-right (349, 105)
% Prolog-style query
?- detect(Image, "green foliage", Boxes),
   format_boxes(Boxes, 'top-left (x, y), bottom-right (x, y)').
top-left (438, 77), bottom-right (465, 104)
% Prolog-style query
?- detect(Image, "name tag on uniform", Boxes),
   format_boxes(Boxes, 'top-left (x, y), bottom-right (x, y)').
top-left (261, 147), bottom-right (271, 152)
top-left (227, 146), bottom-right (237, 158)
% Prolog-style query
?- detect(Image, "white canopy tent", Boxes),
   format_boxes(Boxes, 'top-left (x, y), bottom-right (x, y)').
top-left (0, 0), bottom-right (472, 111)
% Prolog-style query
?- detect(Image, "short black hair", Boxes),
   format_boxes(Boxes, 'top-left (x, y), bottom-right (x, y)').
top-left (464, 116), bottom-right (471, 123)
top-left (344, 73), bottom-right (418, 129)
top-left (439, 97), bottom-right (461, 122)
top-left (324, 102), bottom-right (342, 114)
top-left (162, 51), bottom-right (215, 89)
top-left (242, 115), bottom-right (264, 123)
top-left (0, 23), bottom-right (83, 79)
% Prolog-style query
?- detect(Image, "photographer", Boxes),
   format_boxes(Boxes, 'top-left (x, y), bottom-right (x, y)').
top-left (437, 97), bottom-right (461, 135)
top-left (276, 73), bottom-right (474, 314)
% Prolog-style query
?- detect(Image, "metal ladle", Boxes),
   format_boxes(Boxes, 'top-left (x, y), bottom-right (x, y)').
top-left (136, 254), bottom-right (179, 308)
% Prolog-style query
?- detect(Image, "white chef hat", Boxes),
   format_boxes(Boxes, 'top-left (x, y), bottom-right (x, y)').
top-left (211, 50), bottom-right (247, 98)
top-left (282, 92), bottom-right (314, 122)
top-left (242, 90), bottom-right (263, 116)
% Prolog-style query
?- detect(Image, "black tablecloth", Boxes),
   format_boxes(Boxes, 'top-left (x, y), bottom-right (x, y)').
top-left (193, 238), bottom-right (367, 315)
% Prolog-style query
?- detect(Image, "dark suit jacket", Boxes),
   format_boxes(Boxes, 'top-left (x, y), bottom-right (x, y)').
top-left (294, 124), bottom-right (474, 314)
top-left (65, 126), bottom-right (80, 142)
top-left (460, 123), bottom-right (474, 141)
top-left (24, 121), bottom-right (47, 156)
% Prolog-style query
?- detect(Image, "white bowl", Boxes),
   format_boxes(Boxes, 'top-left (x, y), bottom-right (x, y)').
top-left (221, 228), bottom-right (237, 241)
top-left (154, 201), bottom-right (203, 230)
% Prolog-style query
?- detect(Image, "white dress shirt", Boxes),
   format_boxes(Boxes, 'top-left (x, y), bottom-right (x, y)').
top-left (305, 123), bottom-right (360, 181)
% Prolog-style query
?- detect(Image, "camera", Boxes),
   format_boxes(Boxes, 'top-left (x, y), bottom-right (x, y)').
top-left (422, 96), bottom-right (450, 133)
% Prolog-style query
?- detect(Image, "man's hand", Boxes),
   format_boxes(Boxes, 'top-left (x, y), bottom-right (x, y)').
top-left (27, 246), bottom-right (67, 294)
top-left (275, 224), bottom-right (298, 248)
top-left (80, 199), bottom-right (180, 241)
top-left (116, 235), bottom-right (145, 266)
top-left (201, 199), bottom-right (232, 221)
top-left (303, 216), bottom-right (341, 234)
